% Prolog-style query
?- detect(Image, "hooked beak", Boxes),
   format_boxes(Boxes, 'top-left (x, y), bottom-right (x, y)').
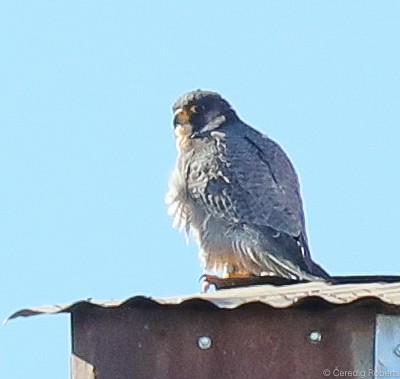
top-left (173, 108), bottom-right (190, 127)
top-left (173, 108), bottom-right (193, 138)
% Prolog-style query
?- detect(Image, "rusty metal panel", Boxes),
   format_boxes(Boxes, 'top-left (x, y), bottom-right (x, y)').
top-left (71, 302), bottom-right (375, 379)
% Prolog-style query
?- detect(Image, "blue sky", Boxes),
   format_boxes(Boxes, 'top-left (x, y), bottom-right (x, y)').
top-left (1, 1), bottom-right (400, 377)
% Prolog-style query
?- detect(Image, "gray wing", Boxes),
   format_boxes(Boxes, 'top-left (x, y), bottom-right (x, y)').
top-left (238, 131), bottom-right (304, 237)
top-left (207, 125), bottom-right (305, 238)
top-left (194, 124), bottom-right (328, 279)
top-left (187, 123), bottom-right (328, 279)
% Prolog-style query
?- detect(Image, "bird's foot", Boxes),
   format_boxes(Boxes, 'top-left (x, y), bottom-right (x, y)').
top-left (200, 272), bottom-right (303, 291)
top-left (221, 272), bottom-right (252, 279)
top-left (200, 273), bottom-right (254, 292)
top-left (200, 274), bottom-right (219, 293)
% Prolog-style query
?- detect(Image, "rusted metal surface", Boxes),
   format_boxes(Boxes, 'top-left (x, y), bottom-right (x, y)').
top-left (71, 301), bottom-right (376, 379)
top-left (8, 280), bottom-right (400, 378)
top-left (7, 280), bottom-right (400, 322)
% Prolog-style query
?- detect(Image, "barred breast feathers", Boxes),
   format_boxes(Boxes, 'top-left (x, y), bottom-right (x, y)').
top-left (165, 151), bottom-right (192, 242)
top-left (166, 132), bottom-right (226, 241)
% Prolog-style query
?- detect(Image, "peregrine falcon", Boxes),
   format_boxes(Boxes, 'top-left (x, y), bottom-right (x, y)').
top-left (166, 90), bottom-right (329, 281)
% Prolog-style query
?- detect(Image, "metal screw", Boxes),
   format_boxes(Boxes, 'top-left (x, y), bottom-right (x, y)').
top-left (198, 336), bottom-right (212, 350)
top-left (394, 345), bottom-right (400, 357)
top-left (309, 331), bottom-right (322, 343)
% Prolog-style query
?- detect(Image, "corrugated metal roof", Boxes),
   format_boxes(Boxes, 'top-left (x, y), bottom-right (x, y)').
top-left (7, 280), bottom-right (400, 322)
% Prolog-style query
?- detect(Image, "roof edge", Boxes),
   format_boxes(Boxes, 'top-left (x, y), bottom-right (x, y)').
top-left (6, 280), bottom-right (400, 323)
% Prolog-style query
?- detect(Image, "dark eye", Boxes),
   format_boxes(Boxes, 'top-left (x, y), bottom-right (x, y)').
top-left (190, 105), bottom-right (199, 113)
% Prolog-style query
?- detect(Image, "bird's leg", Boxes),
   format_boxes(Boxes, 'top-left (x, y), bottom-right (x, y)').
top-left (221, 264), bottom-right (230, 279)
top-left (221, 272), bottom-right (253, 279)
top-left (199, 266), bottom-right (254, 292)
top-left (221, 264), bottom-right (252, 279)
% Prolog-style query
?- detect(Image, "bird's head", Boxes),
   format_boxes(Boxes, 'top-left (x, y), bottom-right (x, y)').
top-left (172, 90), bottom-right (237, 139)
